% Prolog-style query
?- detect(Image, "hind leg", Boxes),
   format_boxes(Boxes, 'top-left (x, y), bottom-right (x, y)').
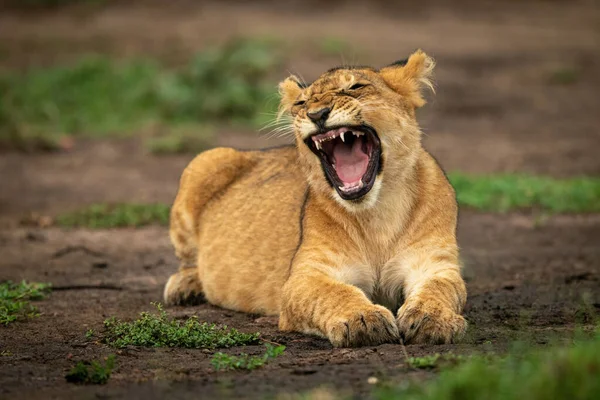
top-left (164, 185), bottom-right (205, 305)
top-left (164, 186), bottom-right (204, 306)
top-left (164, 266), bottom-right (205, 305)
top-left (163, 147), bottom-right (250, 306)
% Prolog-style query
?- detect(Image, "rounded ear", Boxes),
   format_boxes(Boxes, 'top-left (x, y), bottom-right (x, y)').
top-left (379, 49), bottom-right (435, 108)
top-left (278, 75), bottom-right (305, 118)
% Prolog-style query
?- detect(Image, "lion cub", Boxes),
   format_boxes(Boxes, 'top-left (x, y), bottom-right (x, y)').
top-left (164, 50), bottom-right (467, 347)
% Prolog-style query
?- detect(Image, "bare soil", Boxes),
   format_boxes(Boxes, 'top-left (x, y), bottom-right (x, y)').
top-left (1, 1), bottom-right (599, 399)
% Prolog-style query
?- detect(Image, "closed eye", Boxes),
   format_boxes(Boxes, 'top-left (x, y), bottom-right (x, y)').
top-left (349, 83), bottom-right (368, 90)
top-left (294, 100), bottom-right (306, 106)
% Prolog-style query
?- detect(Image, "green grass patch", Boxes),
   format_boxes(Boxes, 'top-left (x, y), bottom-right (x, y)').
top-left (53, 174), bottom-right (600, 229)
top-left (0, 57), bottom-right (159, 147)
top-left (407, 354), bottom-right (442, 369)
top-left (102, 303), bottom-right (260, 349)
top-left (56, 203), bottom-right (170, 228)
top-left (375, 328), bottom-right (600, 400)
top-left (0, 37), bottom-right (281, 151)
top-left (65, 355), bottom-right (115, 385)
top-left (0, 281), bottom-right (51, 325)
top-left (407, 353), bottom-right (465, 370)
top-left (211, 343), bottom-right (286, 371)
top-left (448, 173), bottom-right (600, 213)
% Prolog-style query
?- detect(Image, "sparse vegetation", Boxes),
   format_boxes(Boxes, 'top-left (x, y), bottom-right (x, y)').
top-left (53, 174), bottom-right (600, 229)
top-left (0, 38), bottom-right (280, 151)
top-left (56, 203), bottom-right (170, 228)
top-left (375, 328), bottom-right (600, 400)
top-left (65, 355), bottom-right (115, 385)
top-left (157, 37), bottom-right (280, 127)
top-left (407, 354), bottom-right (441, 369)
top-left (0, 281), bottom-right (51, 325)
top-left (102, 303), bottom-right (260, 349)
top-left (406, 353), bottom-right (465, 370)
top-left (449, 173), bottom-right (600, 213)
top-left (0, 57), bottom-right (158, 150)
top-left (548, 67), bottom-right (580, 85)
top-left (144, 125), bottom-right (214, 155)
top-left (211, 343), bottom-right (286, 371)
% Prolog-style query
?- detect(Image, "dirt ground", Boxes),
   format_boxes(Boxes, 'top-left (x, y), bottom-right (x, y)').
top-left (1, 1), bottom-right (599, 399)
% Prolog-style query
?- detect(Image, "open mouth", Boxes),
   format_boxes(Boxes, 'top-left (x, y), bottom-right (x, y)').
top-left (305, 125), bottom-right (381, 201)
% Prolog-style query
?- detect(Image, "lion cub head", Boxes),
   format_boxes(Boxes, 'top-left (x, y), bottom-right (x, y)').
top-left (278, 50), bottom-right (434, 211)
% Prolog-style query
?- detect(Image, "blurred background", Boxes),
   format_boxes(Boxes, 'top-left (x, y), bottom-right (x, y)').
top-left (1, 1), bottom-right (599, 397)
top-left (0, 0), bottom-right (598, 219)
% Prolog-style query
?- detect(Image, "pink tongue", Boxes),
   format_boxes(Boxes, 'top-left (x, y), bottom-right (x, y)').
top-left (333, 137), bottom-right (369, 184)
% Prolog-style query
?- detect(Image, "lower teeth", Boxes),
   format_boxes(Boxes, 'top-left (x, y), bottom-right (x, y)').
top-left (338, 180), bottom-right (364, 192)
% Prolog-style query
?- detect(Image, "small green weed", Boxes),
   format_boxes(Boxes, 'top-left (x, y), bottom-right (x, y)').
top-left (85, 329), bottom-right (94, 339)
top-left (0, 281), bottom-right (51, 325)
top-left (103, 303), bottom-right (260, 349)
top-left (65, 355), bottom-right (115, 385)
top-left (407, 353), bottom-right (464, 369)
top-left (211, 343), bottom-right (286, 371)
top-left (407, 354), bottom-right (441, 369)
top-left (56, 203), bottom-right (170, 228)
top-left (449, 173), bottom-right (600, 213)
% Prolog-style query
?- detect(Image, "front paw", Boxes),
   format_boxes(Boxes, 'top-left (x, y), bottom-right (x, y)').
top-left (327, 305), bottom-right (399, 347)
top-left (396, 299), bottom-right (466, 344)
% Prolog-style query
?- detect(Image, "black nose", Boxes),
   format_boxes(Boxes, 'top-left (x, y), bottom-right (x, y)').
top-left (307, 107), bottom-right (331, 123)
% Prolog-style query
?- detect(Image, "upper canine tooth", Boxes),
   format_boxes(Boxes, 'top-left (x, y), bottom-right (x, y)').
top-left (340, 132), bottom-right (345, 142)
top-left (315, 141), bottom-right (321, 150)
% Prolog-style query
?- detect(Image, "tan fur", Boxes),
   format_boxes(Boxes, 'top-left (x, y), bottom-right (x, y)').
top-left (164, 50), bottom-right (467, 346)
